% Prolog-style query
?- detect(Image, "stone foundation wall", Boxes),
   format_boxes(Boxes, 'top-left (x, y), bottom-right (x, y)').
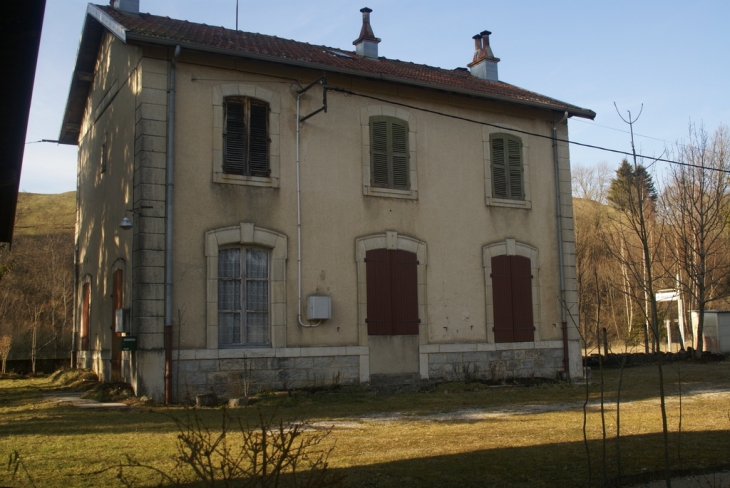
top-left (173, 354), bottom-right (360, 401)
top-left (426, 347), bottom-right (564, 381)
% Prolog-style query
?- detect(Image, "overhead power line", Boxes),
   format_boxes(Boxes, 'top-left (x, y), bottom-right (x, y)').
top-left (327, 87), bottom-right (730, 175)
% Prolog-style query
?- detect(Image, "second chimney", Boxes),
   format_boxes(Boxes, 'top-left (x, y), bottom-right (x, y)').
top-left (112, 0), bottom-right (139, 14)
top-left (468, 31), bottom-right (500, 81)
top-left (353, 8), bottom-right (381, 59)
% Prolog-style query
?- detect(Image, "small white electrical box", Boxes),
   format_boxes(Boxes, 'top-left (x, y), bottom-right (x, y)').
top-left (115, 308), bottom-right (129, 333)
top-left (307, 296), bottom-right (332, 320)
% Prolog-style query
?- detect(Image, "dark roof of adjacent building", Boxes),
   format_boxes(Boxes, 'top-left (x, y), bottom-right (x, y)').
top-left (0, 0), bottom-right (46, 244)
top-left (59, 4), bottom-right (595, 145)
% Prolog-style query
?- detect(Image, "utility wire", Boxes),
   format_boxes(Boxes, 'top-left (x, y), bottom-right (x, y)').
top-left (327, 87), bottom-right (730, 175)
top-left (573, 117), bottom-right (728, 161)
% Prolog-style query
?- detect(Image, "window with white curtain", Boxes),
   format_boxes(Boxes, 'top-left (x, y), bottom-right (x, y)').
top-left (218, 248), bottom-right (270, 347)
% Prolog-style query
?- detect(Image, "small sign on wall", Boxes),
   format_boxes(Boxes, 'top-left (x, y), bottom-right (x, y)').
top-left (120, 336), bottom-right (137, 351)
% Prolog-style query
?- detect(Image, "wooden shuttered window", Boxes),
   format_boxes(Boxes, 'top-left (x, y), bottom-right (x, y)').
top-left (223, 97), bottom-right (270, 177)
top-left (490, 133), bottom-right (524, 200)
top-left (365, 249), bottom-right (419, 335)
top-left (491, 255), bottom-right (534, 343)
top-left (370, 116), bottom-right (410, 189)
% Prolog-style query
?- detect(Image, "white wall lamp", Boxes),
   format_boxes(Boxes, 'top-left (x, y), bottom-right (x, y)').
top-left (119, 206), bottom-right (153, 230)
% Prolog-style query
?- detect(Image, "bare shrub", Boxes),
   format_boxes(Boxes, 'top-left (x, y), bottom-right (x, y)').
top-left (94, 407), bottom-right (344, 487)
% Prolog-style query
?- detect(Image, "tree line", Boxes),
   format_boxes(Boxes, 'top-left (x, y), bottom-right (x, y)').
top-left (0, 232), bottom-right (74, 374)
top-left (572, 123), bottom-right (730, 356)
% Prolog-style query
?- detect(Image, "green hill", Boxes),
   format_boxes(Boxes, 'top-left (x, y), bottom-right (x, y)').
top-left (13, 191), bottom-right (75, 237)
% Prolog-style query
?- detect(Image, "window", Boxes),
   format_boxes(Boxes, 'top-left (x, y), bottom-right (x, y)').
top-left (100, 133), bottom-right (108, 174)
top-left (80, 282), bottom-right (90, 351)
top-left (483, 128), bottom-right (531, 208)
top-left (365, 248), bottom-right (419, 335)
top-left (360, 107), bottom-right (418, 200)
top-left (370, 116), bottom-right (409, 189)
top-left (491, 255), bottom-right (534, 343)
top-left (206, 223), bottom-right (286, 349)
top-left (218, 248), bottom-right (270, 347)
top-left (490, 133), bottom-right (523, 200)
top-left (212, 85), bottom-right (280, 187)
top-left (223, 97), bottom-right (270, 177)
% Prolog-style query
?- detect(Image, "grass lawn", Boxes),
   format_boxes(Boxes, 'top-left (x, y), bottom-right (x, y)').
top-left (1, 361), bottom-right (729, 487)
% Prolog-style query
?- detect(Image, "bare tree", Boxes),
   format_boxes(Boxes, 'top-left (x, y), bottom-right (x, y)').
top-left (572, 161), bottom-right (612, 204)
top-left (662, 124), bottom-right (730, 355)
top-left (607, 104), bottom-right (672, 487)
top-left (0, 335), bottom-right (11, 374)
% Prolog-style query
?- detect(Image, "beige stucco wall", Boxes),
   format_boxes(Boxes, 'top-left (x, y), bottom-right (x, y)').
top-left (166, 51), bottom-right (575, 351)
top-left (75, 32), bottom-right (140, 380)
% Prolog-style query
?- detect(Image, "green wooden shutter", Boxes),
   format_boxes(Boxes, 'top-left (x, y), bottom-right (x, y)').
top-left (370, 116), bottom-right (409, 189)
top-left (507, 137), bottom-right (523, 199)
top-left (491, 133), bottom-right (523, 200)
top-left (491, 136), bottom-right (507, 198)
top-left (248, 100), bottom-right (270, 177)
top-left (224, 99), bottom-right (247, 175)
top-left (391, 121), bottom-right (409, 188)
top-left (371, 118), bottom-right (389, 186)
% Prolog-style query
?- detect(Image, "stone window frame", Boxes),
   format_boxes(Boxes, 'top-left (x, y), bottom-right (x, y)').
top-left (212, 84), bottom-right (281, 188)
top-left (360, 106), bottom-right (418, 200)
top-left (482, 239), bottom-right (541, 343)
top-left (206, 223), bottom-right (287, 349)
top-left (355, 231), bottom-right (427, 346)
top-left (482, 125), bottom-right (532, 209)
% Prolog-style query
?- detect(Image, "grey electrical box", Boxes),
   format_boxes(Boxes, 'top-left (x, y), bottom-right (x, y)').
top-left (307, 296), bottom-right (331, 320)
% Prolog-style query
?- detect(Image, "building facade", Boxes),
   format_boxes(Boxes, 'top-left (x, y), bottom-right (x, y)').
top-left (61, 2), bottom-right (595, 402)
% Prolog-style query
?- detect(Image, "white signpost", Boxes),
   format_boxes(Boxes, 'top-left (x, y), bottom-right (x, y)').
top-left (654, 275), bottom-right (686, 350)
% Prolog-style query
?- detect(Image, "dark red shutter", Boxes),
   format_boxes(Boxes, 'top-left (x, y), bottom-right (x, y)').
top-left (366, 249), bottom-right (391, 335)
top-left (81, 283), bottom-right (90, 351)
top-left (491, 255), bottom-right (514, 343)
top-left (511, 255), bottom-right (534, 342)
top-left (392, 250), bottom-right (419, 335)
top-left (111, 269), bottom-right (123, 381)
top-left (224, 99), bottom-right (247, 175)
top-left (492, 255), bottom-right (534, 343)
top-left (248, 101), bottom-right (270, 176)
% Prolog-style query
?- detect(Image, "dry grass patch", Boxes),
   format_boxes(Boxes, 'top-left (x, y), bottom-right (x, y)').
top-left (0, 362), bottom-right (728, 487)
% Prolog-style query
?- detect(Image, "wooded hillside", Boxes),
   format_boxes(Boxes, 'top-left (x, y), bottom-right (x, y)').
top-left (0, 192), bottom-right (75, 372)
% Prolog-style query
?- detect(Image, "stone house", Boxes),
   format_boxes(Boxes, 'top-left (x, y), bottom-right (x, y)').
top-left (60, 0), bottom-right (595, 402)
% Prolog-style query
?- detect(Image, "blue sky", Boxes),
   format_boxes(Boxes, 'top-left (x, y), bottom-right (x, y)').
top-left (21, 0), bottom-right (730, 193)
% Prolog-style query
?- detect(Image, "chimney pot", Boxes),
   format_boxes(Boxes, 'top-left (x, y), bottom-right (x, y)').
top-left (353, 7), bottom-right (381, 59)
top-left (468, 29), bottom-right (500, 81)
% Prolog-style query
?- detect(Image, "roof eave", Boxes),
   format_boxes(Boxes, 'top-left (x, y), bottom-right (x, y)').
top-left (58, 4), bottom-right (128, 145)
top-left (125, 32), bottom-right (597, 120)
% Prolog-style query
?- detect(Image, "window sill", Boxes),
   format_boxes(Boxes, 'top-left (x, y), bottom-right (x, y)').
top-left (485, 197), bottom-right (531, 209)
top-left (214, 172), bottom-right (279, 188)
top-left (364, 185), bottom-right (418, 200)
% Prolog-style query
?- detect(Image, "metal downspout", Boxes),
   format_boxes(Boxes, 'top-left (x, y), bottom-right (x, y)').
top-left (164, 45), bottom-right (181, 404)
top-left (553, 111), bottom-right (570, 380)
top-left (295, 77), bottom-right (327, 327)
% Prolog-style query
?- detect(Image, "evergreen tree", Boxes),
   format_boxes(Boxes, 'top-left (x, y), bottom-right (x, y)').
top-left (607, 159), bottom-right (658, 211)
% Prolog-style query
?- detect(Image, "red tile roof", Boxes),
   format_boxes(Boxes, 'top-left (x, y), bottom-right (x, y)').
top-left (100, 5), bottom-right (594, 119)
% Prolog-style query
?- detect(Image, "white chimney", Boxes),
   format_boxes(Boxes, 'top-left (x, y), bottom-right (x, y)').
top-left (468, 31), bottom-right (500, 81)
top-left (353, 7), bottom-right (381, 59)
top-left (112, 0), bottom-right (139, 14)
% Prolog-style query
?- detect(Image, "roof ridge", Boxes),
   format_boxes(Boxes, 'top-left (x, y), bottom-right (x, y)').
top-left (90, 4), bottom-right (595, 119)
